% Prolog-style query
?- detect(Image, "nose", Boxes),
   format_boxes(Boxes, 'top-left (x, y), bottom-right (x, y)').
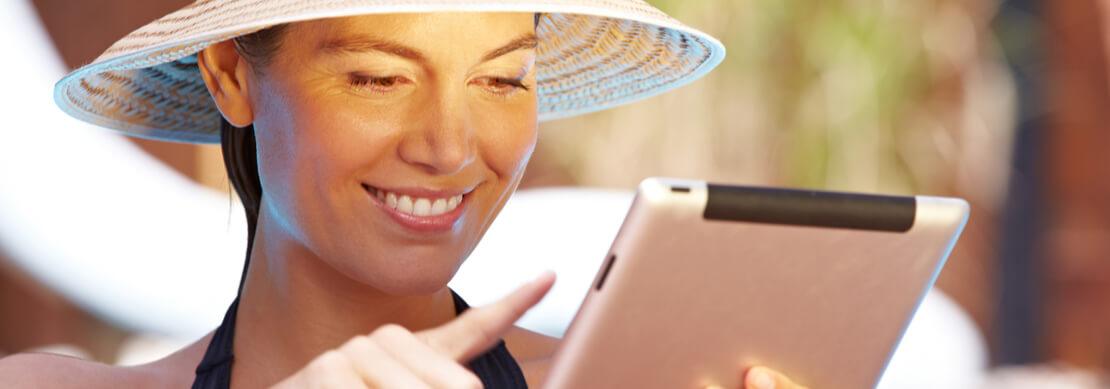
top-left (397, 91), bottom-right (477, 175)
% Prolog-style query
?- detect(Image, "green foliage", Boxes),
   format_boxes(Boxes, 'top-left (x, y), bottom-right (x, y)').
top-left (538, 0), bottom-right (1004, 195)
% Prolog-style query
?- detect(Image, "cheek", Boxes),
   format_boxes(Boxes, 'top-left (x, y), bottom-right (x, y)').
top-left (476, 99), bottom-right (539, 178)
top-left (252, 82), bottom-right (401, 240)
top-left (277, 86), bottom-right (404, 181)
top-left (252, 86), bottom-right (300, 204)
top-left (295, 105), bottom-right (396, 181)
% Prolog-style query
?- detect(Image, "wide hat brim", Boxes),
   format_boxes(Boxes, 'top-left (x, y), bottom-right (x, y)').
top-left (54, 0), bottom-right (726, 144)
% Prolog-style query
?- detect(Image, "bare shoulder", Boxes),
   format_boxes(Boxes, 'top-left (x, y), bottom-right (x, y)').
top-left (0, 333), bottom-right (212, 389)
top-left (504, 326), bottom-right (561, 386)
top-left (0, 352), bottom-right (144, 388)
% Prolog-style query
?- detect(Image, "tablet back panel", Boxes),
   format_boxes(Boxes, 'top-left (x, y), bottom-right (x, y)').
top-left (544, 178), bottom-right (969, 389)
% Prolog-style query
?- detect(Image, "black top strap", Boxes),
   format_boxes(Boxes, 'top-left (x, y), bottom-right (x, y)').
top-left (190, 297), bottom-right (238, 389)
top-left (452, 291), bottom-right (530, 388)
top-left (191, 291), bottom-right (528, 388)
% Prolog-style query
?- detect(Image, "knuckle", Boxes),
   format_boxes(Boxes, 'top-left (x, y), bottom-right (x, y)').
top-left (309, 350), bottom-right (347, 373)
top-left (319, 378), bottom-right (341, 389)
top-left (450, 373), bottom-right (483, 389)
top-left (419, 333), bottom-right (447, 353)
top-left (371, 323), bottom-right (408, 339)
top-left (341, 334), bottom-right (374, 351)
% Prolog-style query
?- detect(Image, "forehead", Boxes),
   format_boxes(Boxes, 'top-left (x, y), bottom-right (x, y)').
top-left (285, 12), bottom-right (536, 51)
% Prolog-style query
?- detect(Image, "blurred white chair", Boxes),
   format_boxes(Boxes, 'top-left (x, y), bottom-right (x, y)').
top-left (1, 0), bottom-right (246, 339)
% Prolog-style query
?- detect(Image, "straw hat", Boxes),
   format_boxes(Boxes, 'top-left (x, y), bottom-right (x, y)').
top-left (53, 0), bottom-right (725, 144)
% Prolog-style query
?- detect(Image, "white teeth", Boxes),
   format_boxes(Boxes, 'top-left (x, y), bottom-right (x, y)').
top-left (413, 198), bottom-right (431, 216)
top-left (397, 195), bottom-right (414, 214)
top-left (431, 199), bottom-right (447, 214)
top-left (374, 188), bottom-right (466, 217)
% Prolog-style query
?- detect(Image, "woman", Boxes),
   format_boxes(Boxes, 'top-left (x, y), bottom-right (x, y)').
top-left (4, 1), bottom-right (805, 388)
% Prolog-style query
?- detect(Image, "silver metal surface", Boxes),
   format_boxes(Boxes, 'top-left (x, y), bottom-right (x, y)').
top-left (544, 178), bottom-right (969, 389)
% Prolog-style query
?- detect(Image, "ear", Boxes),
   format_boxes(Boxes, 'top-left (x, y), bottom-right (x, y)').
top-left (197, 40), bottom-right (254, 128)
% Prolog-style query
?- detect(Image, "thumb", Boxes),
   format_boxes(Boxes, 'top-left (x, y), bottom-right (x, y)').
top-left (418, 271), bottom-right (556, 362)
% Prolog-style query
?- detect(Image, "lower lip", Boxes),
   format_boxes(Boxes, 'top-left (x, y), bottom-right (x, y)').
top-left (365, 188), bottom-right (469, 233)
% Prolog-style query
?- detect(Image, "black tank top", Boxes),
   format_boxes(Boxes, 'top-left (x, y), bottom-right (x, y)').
top-left (191, 291), bottom-right (528, 388)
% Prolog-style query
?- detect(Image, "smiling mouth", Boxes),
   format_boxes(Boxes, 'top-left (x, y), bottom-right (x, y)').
top-left (361, 183), bottom-right (473, 233)
top-left (371, 187), bottom-right (463, 216)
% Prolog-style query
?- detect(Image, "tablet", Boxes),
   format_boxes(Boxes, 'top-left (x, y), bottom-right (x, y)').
top-left (543, 178), bottom-right (969, 389)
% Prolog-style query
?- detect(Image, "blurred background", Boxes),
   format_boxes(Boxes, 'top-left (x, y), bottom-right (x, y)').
top-left (2, 0), bottom-right (1109, 387)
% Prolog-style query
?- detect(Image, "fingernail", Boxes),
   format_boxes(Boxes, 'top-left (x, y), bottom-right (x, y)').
top-left (748, 368), bottom-right (775, 389)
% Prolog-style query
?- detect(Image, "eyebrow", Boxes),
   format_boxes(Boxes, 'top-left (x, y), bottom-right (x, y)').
top-left (480, 34), bottom-right (538, 62)
top-left (317, 33), bottom-right (538, 64)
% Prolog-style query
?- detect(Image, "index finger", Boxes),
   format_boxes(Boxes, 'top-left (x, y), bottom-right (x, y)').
top-left (418, 271), bottom-right (556, 362)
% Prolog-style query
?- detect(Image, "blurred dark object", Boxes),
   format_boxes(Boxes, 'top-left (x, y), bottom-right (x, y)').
top-left (995, 0), bottom-right (1110, 371)
top-left (993, 0), bottom-right (1046, 366)
top-left (1, 0), bottom-right (195, 363)
top-left (0, 251), bottom-right (126, 362)
top-left (1042, 0), bottom-right (1110, 370)
top-left (30, 0), bottom-right (221, 190)
top-left (30, 0), bottom-right (190, 69)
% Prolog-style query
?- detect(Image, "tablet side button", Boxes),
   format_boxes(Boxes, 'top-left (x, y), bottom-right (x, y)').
top-left (595, 254), bottom-right (617, 290)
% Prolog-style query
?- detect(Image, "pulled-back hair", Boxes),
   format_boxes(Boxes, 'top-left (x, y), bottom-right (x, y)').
top-left (220, 24), bottom-right (288, 293)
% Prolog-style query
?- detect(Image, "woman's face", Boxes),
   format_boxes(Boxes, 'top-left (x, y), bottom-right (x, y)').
top-left (247, 13), bottom-right (538, 294)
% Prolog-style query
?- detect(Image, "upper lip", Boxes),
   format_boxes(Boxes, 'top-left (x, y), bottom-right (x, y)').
top-left (361, 183), bottom-right (478, 199)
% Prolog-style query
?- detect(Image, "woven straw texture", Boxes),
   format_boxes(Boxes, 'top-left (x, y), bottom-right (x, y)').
top-left (54, 0), bottom-right (725, 144)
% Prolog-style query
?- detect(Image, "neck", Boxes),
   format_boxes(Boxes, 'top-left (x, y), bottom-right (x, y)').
top-left (229, 211), bottom-right (457, 387)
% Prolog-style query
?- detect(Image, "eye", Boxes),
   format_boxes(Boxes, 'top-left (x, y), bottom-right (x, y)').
top-left (348, 73), bottom-right (409, 94)
top-left (472, 76), bottom-right (531, 96)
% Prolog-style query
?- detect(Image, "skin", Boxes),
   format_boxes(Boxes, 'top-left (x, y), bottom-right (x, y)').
top-left (0, 12), bottom-right (805, 389)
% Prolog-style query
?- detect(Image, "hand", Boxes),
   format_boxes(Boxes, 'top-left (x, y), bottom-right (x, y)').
top-left (271, 272), bottom-right (556, 389)
top-left (705, 366), bottom-right (809, 389)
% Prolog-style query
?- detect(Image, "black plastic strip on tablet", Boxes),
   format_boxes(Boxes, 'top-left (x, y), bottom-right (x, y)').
top-left (703, 184), bottom-right (916, 232)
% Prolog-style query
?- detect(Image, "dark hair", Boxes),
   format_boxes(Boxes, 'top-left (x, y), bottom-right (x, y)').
top-left (220, 24), bottom-right (289, 294)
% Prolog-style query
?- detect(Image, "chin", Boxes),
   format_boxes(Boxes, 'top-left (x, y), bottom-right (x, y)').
top-left (372, 274), bottom-right (456, 296)
top-left (349, 262), bottom-right (460, 296)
